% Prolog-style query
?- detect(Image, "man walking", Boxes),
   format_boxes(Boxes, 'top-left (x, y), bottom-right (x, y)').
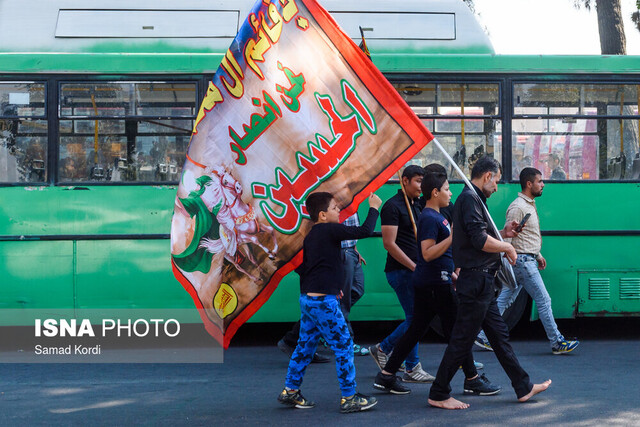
top-left (341, 213), bottom-right (369, 356)
top-left (428, 156), bottom-right (551, 410)
top-left (369, 165), bottom-right (435, 383)
top-left (475, 168), bottom-right (579, 355)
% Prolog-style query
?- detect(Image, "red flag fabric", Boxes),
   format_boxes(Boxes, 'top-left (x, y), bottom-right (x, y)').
top-left (170, 0), bottom-right (434, 348)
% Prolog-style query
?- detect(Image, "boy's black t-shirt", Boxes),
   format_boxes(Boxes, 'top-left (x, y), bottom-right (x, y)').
top-left (412, 207), bottom-right (454, 287)
top-left (380, 190), bottom-right (423, 272)
top-left (299, 208), bottom-right (378, 295)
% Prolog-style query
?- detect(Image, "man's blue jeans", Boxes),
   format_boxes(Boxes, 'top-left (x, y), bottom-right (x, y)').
top-left (478, 254), bottom-right (564, 347)
top-left (379, 269), bottom-right (419, 369)
top-left (340, 247), bottom-right (365, 337)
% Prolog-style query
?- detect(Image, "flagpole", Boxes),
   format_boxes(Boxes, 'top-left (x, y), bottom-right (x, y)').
top-left (358, 25), bottom-right (418, 240)
top-left (397, 170), bottom-right (418, 239)
top-left (428, 137), bottom-right (517, 284)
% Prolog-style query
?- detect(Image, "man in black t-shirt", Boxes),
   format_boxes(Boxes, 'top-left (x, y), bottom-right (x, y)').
top-left (368, 165), bottom-right (434, 383)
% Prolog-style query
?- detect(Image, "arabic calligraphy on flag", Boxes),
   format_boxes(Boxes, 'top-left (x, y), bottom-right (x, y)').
top-left (170, 0), bottom-right (433, 348)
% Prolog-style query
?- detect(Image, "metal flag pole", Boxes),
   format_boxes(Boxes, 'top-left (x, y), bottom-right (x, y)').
top-left (428, 137), bottom-right (517, 287)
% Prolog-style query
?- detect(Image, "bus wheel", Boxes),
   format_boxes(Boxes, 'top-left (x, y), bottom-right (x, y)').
top-left (428, 291), bottom-right (531, 338)
top-left (502, 291), bottom-right (530, 331)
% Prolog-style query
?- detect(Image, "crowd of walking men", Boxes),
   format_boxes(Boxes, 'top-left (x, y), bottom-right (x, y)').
top-left (277, 155), bottom-right (578, 413)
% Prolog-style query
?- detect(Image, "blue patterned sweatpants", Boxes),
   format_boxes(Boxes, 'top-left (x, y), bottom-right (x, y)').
top-left (284, 294), bottom-right (356, 397)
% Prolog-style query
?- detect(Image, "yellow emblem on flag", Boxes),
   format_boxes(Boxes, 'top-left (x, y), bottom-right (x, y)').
top-left (214, 283), bottom-right (238, 319)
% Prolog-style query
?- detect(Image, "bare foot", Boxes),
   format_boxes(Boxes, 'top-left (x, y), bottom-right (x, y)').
top-left (428, 397), bottom-right (470, 410)
top-left (518, 380), bottom-right (552, 402)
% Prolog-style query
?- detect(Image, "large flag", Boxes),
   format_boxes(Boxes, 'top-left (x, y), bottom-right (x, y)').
top-left (170, 0), bottom-right (434, 348)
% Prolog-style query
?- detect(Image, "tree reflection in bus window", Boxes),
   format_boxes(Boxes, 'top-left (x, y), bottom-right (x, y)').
top-left (58, 81), bottom-right (196, 183)
top-left (513, 83), bottom-right (640, 181)
top-left (0, 119), bottom-right (48, 184)
top-left (0, 82), bottom-right (47, 183)
top-left (394, 82), bottom-right (501, 179)
top-left (0, 119), bottom-right (48, 183)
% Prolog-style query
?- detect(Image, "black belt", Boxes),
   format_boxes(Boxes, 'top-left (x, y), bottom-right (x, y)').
top-left (464, 267), bottom-right (498, 276)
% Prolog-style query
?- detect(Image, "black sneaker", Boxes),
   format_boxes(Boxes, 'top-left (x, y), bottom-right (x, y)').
top-left (278, 389), bottom-right (316, 409)
top-left (311, 352), bottom-right (330, 363)
top-left (277, 339), bottom-right (294, 357)
top-left (463, 374), bottom-right (502, 396)
top-left (277, 339), bottom-right (330, 363)
top-left (340, 393), bottom-right (378, 413)
top-left (373, 372), bottom-right (411, 395)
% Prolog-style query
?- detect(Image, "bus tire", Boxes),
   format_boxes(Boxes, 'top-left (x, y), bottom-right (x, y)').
top-left (502, 290), bottom-right (530, 331)
top-left (428, 290), bottom-right (531, 338)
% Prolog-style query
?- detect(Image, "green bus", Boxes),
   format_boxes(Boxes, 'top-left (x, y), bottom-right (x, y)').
top-left (1, 0), bottom-right (639, 331)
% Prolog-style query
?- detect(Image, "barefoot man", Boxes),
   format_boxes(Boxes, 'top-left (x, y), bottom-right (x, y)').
top-left (427, 156), bottom-right (551, 410)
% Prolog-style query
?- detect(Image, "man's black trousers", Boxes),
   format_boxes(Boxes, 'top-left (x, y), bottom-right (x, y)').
top-left (429, 269), bottom-right (533, 400)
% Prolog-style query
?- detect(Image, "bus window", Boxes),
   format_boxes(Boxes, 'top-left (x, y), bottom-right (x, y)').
top-left (437, 83), bottom-right (499, 115)
top-left (394, 82), bottom-right (501, 178)
top-left (0, 82), bottom-right (45, 116)
top-left (604, 118), bottom-right (640, 180)
top-left (58, 81), bottom-right (196, 183)
top-left (513, 82), bottom-right (640, 181)
top-left (512, 118), bottom-right (598, 180)
top-left (0, 82), bottom-right (47, 183)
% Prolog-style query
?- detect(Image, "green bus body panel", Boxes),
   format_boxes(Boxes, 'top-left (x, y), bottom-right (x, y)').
top-left (0, 53), bottom-right (224, 74)
top-left (375, 54), bottom-right (640, 74)
top-left (3, 54), bottom-right (640, 75)
top-left (577, 270), bottom-right (640, 315)
top-left (0, 241), bottom-right (74, 324)
top-left (1, 186), bottom-right (176, 236)
top-left (75, 240), bottom-right (193, 310)
top-left (2, 182), bottom-right (640, 323)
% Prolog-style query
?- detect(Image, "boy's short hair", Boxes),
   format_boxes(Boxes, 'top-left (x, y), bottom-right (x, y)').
top-left (471, 156), bottom-right (502, 179)
top-left (402, 164), bottom-right (425, 180)
top-left (421, 172), bottom-right (448, 200)
top-left (424, 163), bottom-right (447, 177)
top-left (305, 192), bottom-right (334, 222)
top-left (519, 167), bottom-right (542, 190)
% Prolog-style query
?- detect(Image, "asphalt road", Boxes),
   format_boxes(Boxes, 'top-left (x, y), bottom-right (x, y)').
top-left (1, 318), bottom-right (640, 426)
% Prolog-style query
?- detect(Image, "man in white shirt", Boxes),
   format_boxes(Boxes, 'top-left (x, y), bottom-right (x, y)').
top-left (475, 167), bottom-right (579, 355)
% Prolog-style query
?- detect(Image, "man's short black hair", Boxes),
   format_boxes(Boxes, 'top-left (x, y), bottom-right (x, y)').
top-left (305, 192), bottom-right (334, 222)
top-left (471, 156), bottom-right (502, 179)
top-left (402, 164), bottom-right (425, 180)
top-left (421, 172), bottom-right (448, 200)
top-left (424, 163), bottom-right (447, 177)
top-left (548, 153), bottom-right (561, 164)
top-left (519, 167), bottom-right (542, 190)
